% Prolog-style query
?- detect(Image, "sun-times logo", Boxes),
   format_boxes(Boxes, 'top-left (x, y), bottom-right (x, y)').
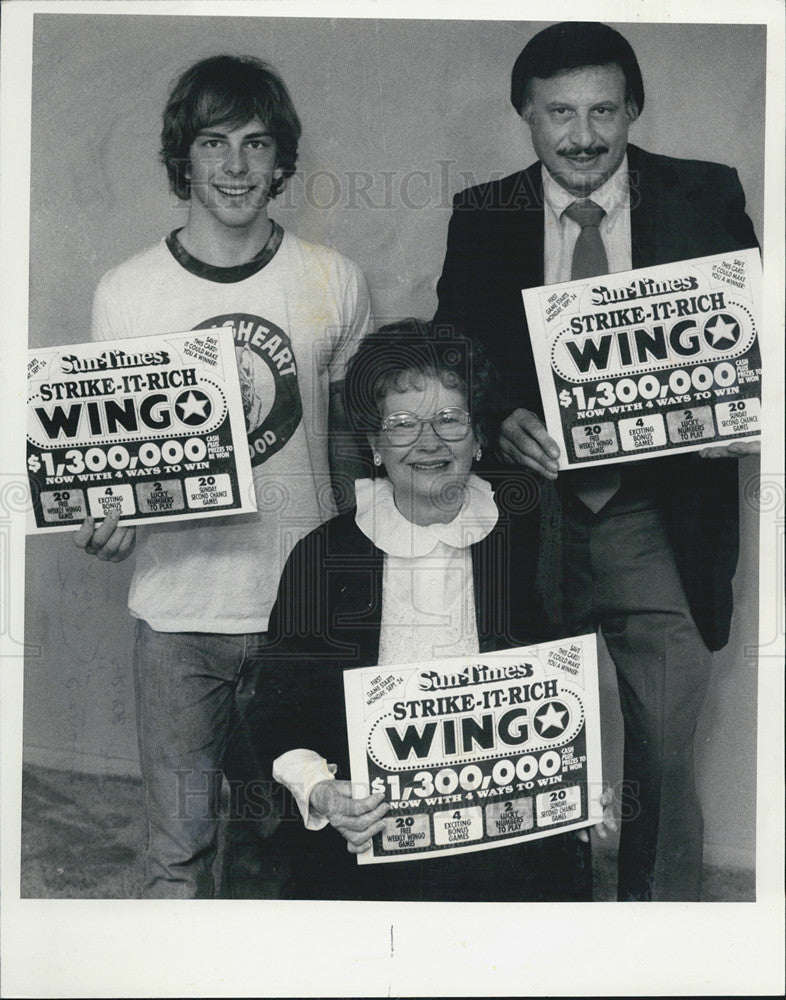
top-left (418, 662), bottom-right (535, 692)
top-left (589, 275), bottom-right (699, 306)
top-left (59, 349), bottom-right (171, 373)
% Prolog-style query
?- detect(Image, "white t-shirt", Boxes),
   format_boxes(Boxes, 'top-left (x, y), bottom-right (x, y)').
top-left (91, 227), bottom-right (371, 632)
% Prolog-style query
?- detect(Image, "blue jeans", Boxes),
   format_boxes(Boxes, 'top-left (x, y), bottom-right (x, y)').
top-left (133, 620), bottom-right (275, 898)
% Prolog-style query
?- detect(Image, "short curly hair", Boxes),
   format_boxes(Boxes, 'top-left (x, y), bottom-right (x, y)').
top-left (160, 54), bottom-right (301, 201)
top-left (344, 319), bottom-right (499, 451)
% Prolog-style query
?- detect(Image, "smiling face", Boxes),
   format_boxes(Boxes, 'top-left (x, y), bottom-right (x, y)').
top-left (370, 373), bottom-right (479, 526)
top-left (523, 64), bottom-right (637, 197)
top-left (186, 116), bottom-right (283, 233)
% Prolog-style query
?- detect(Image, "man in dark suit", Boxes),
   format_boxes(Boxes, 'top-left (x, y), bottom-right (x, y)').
top-left (434, 21), bottom-right (759, 900)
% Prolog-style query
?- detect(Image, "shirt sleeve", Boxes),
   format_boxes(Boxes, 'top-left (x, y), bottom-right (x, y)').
top-left (90, 272), bottom-right (124, 343)
top-left (327, 260), bottom-right (372, 384)
top-left (722, 167), bottom-right (760, 250)
top-left (272, 748), bottom-right (335, 831)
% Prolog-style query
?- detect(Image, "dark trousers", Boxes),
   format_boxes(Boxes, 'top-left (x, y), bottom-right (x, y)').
top-left (561, 499), bottom-right (712, 901)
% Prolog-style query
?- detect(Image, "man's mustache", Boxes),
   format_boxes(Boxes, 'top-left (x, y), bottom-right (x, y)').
top-left (559, 146), bottom-right (609, 158)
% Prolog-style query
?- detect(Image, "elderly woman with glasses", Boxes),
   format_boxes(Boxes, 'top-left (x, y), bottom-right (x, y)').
top-left (246, 320), bottom-right (596, 901)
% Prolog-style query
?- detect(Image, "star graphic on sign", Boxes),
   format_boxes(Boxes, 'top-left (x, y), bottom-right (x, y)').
top-left (704, 313), bottom-right (740, 349)
top-left (534, 700), bottom-right (570, 738)
top-left (175, 389), bottom-right (212, 425)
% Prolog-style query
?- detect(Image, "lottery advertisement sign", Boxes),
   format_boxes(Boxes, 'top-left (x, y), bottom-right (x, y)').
top-left (343, 636), bottom-right (602, 865)
top-left (522, 249), bottom-right (762, 468)
top-left (26, 328), bottom-right (255, 531)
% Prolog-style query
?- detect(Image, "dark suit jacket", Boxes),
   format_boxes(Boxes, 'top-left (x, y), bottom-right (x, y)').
top-left (434, 144), bottom-right (759, 651)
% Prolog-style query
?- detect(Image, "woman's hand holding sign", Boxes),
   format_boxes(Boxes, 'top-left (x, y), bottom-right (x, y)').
top-left (309, 780), bottom-right (390, 854)
top-left (576, 785), bottom-right (618, 843)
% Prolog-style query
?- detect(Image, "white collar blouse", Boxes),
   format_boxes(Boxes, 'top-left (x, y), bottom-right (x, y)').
top-left (354, 475), bottom-right (499, 664)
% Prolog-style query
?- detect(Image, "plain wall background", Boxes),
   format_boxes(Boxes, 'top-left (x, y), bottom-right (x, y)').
top-left (24, 14), bottom-right (765, 869)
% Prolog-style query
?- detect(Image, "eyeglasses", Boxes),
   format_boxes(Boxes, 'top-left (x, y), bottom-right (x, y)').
top-left (380, 407), bottom-right (472, 446)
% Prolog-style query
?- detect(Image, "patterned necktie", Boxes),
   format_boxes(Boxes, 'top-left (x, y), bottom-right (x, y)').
top-left (562, 198), bottom-right (620, 512)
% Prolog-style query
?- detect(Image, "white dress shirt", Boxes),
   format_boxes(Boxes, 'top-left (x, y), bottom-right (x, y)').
top-left (542, 155), bottom-right (632, 284)
top-left (273, 475), bottom-right (499, 828)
